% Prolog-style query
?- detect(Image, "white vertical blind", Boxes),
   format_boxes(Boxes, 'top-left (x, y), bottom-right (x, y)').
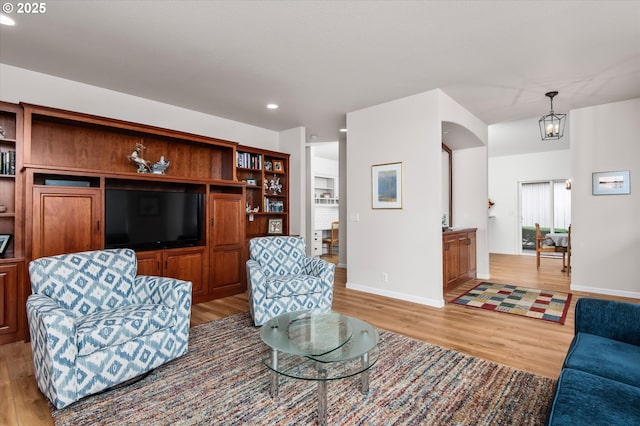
top-left (521, 182), bottom-right (551, 228)
top-left (521, 180), bottom-right (571, 231)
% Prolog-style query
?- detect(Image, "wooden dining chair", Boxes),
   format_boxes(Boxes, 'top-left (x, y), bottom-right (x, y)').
top-left (322, 221), bottom-right (339, 257)
top-left (535, 223), bottom-right (567, 271)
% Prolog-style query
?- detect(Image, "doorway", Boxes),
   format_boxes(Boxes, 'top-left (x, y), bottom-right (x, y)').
top-left (520, 180), bottom-right (571, 253)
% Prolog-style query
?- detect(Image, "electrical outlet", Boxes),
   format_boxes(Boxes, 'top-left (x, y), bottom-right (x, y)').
top-left (381, 272), bottom-right (389, 282)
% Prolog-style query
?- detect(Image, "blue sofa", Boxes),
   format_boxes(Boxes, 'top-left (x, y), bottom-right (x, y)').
top-left (547, 298), bottom-right (640, 425)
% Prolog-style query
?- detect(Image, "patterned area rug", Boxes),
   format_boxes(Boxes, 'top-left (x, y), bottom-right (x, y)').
top-left (452, 282), bottom-right (572, 324)
top-left (52, 313), bottom-right (555, 425)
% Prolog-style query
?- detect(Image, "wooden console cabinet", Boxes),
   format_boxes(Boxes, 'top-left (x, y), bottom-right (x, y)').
top-left (443, 228), bottom-right (477, 291)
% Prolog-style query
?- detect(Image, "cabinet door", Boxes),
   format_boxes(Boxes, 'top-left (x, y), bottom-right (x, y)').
top-left (32, 187), bottom-right (102, 259)
top-left (135, 250), bottom-right (162, 276)
top-left (210, 193), bottom-right (244, 247)
top-left (457, 233), bottom-right (470, 280)
top-left (443, 234), bottom-right (459, 290)
top-left (468, 231), bottom-right (477, 279)
top-left (0, 263), bottom-right (18, 337)
top-left (210, 193), bottom-right (245, 294)
top-left (163, 247), bottom-right (206, 297)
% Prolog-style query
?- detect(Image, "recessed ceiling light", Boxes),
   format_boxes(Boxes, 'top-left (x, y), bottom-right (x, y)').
top-left (266, 103), bottom-right (278, 110)
top-left (0, 14), bottom-right (16, 26)
top-left (339, 128), bottom-right (347, 133)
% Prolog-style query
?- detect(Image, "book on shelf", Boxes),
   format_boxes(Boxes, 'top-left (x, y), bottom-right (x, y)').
top-left (264, 197), bottom-right (284, 213)
top-left (236, 152), bottom-right (262, 170)
top-left (0, 150), bottom-right (15, 175)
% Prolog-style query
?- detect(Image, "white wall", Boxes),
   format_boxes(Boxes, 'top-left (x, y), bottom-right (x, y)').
top-left (453, 146), bottom-right (489, 279)
top-left (570, 98), bottom-right (640, 298)
top-left (314, 156), bottom-right (339, 178)
top-left (0, 64), bottom-right (279, 149)
top-left (490, 117), bottom-right (570, 157)
top-left (346, 89), bottom-right (487, 307)
top-left (488, 150), bottom-right (571, 254)
top-left (338, 138), bottom-right (347, 268)
top-left (278, 127), bottom-right (305, 237)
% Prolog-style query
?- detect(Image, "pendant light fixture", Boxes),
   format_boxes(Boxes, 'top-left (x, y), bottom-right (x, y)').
top-left (539, 91), bottom-right (566, 140)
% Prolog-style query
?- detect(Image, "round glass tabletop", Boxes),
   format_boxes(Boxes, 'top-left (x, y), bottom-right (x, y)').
top-left (260, 310), bottom-right (380, 381)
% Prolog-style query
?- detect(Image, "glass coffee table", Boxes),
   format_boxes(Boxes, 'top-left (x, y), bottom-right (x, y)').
top-left (260, 310), bottom-right (379, 425)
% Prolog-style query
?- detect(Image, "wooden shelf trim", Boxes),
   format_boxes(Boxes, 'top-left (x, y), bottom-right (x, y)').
top-left (24, 165), bottom-right (245, 187)
top-left (21, 103), bottom-right (238, 149)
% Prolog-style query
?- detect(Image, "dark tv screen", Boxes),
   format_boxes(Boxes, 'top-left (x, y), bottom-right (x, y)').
top-left (105, 189), bottom-right (203, 250)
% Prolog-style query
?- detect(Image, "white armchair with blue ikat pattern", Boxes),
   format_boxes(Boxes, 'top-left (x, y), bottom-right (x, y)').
top-left (26, 248), bottom-right (192, 409)
top-left (247, 236), bottom-right (335, 326)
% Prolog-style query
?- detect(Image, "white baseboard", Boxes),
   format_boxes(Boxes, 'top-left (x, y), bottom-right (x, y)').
top-left (346, 281), bottom-right (445, 308)
top-left (476, 273), bottom-right (491, 280)
top-left (570, 284), bottom-right (640, 300)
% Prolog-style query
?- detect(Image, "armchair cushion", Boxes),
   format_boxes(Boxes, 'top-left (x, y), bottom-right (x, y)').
top-left (75, 304), bottom-right (174, 356)
top-left (265, 275), bottom-right (324, 299)
top-left (28, 249), bottom-right (137, 316)
top-left (249, 236), bottom-right (306, 276)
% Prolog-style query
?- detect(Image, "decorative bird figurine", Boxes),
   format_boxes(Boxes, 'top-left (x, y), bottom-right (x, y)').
top-left (128, 143), bottom-right (151, 173)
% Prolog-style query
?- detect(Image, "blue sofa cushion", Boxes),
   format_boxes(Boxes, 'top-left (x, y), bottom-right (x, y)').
top-left (76, 303), bottom-right (174, 356)
top-left (266, 275), bottom-right (323, 299)
top-left (547, 368), bottom-right (640, 426)
top-left (564, 332), bottom-right (640, 388)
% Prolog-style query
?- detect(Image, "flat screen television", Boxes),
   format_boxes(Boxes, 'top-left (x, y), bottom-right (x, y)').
top-left (105, 189), bottom-right (203, 250)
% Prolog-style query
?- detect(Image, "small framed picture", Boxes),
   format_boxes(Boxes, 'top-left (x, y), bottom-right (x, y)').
top-left (592, 170), bottom-right (630, 195)
top-left (273, 160), bottom-right (284, 173)
top-left (245, 178), bottom-right (257, 186)
top-left (372, 162), bottom-right (403, 209)
top-left (0, 234), bottom-right (12, 255)
top-left (267, 218), bottom-right (283, 234)
top-left (264, 161), bottom-right (273, 171)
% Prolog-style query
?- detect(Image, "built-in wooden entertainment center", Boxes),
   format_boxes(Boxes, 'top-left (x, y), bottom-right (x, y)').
top-left (0, 101), bottom-right (289, 344)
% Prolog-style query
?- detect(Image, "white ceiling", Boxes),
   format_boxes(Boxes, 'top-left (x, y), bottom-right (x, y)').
top-left (1, 1), bottom-right (639, 143)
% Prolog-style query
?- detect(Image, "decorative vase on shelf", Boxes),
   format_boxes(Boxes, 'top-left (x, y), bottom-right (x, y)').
top-left (150, 156), bottom-right (170, 174)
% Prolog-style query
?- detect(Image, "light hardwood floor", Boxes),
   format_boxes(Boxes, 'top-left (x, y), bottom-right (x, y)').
top-left (1, 253), bottom-right (636, 425)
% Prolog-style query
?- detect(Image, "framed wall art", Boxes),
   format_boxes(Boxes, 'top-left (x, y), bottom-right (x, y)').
top-left (372, 162), bottom-right (403, 209)
top-left (0, 234), bottom-right (11, 255)
top-left (267, 218), bottom-right (283, 234)
top-left (592, 170), bottom-right (630, 195)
